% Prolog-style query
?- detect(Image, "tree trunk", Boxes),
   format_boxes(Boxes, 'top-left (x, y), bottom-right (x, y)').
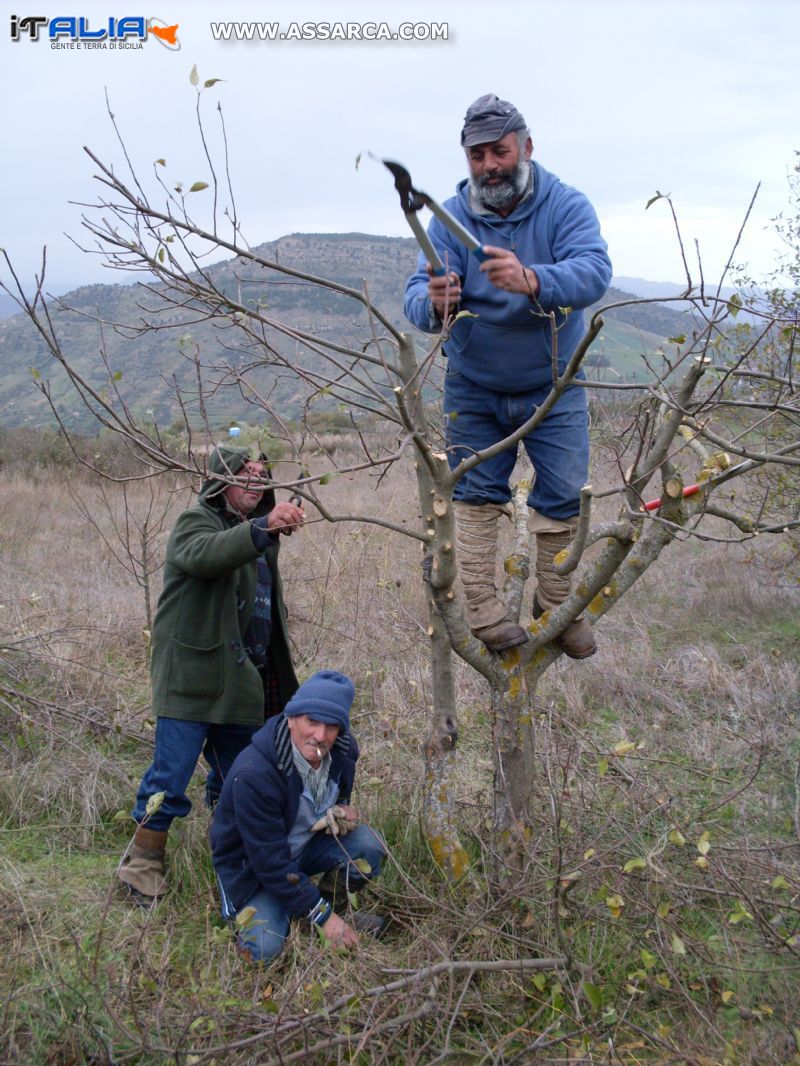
top-left (395, 333), bottom-right (472, 881)
top-left (421, 607), bottom-right (470, 881)
top-left (491, 664), bottom-right (538, 876)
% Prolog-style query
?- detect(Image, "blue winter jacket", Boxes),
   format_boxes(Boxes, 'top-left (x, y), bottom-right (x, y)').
top-left (210, 714), bottom-right (358, 915)
top-left (404, 161), bottom-right (612, 392)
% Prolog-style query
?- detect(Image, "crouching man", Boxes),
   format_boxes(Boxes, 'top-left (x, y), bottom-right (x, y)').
top-left (210, 670), bottom-right (387, 963)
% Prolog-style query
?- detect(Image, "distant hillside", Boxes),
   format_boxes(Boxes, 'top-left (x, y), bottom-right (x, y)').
top-left (613, 275), bottom-right (740, 302)
top-left (0, 234), bottom-right (693, 430)
top-left (0, 293), bottom-right (24, 320)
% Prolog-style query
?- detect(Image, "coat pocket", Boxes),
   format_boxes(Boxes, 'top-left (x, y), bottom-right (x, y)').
top-left (167, 639), bottom-right (224, 699)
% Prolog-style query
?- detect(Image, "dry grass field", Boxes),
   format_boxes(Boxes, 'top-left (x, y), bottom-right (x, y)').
top-left (0, 436), bottom-right (798, 1064)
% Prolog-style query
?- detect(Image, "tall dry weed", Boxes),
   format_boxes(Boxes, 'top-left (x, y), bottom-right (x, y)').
top-left (0, 450), bottom-right (798, 1063)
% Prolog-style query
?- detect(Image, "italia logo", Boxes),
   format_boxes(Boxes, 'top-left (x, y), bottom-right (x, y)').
top-left (10, 15), bottom-right (181, 49)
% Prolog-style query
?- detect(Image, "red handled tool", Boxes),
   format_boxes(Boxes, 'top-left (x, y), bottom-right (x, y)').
top-left (642, 484), bottom-right (700, 512)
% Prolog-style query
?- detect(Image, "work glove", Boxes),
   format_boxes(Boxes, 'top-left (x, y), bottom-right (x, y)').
top-left (310, 805), bottom-right (359, 837)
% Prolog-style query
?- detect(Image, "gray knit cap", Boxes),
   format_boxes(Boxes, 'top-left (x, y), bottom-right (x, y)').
top-left (461, 93), bottom-right (527, 147)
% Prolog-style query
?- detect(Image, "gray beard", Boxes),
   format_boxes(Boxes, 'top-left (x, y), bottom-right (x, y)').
top-left (469, 156), bottom-right (530, 213)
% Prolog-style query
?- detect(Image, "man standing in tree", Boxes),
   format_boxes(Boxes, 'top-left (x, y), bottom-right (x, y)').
top-left (118, 444), bottom-right (303, 903)
top-left (405, 93), bottom-right (612, 657)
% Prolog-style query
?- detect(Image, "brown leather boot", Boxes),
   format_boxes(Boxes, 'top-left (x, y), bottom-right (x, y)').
top-left (118, 826), bottom-right (168, 904)
top-left (455, 501), bottom-right (527, 653)
top-left (533, 594), bottom-right (597, 659)
top-left (533, 516), bottom-right (597, 660)
top-left (318, 868), bottom-right (389, 938)
top-left (471, 617), bottom-right (530, 652)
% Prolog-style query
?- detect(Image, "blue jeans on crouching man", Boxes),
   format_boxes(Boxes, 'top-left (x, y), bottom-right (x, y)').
top-left (217, 827), bottom-right (386, 964)
top-left (132, 717), bottom-right (258, 831)
top-left (444, 367), bottom-right (589, 518)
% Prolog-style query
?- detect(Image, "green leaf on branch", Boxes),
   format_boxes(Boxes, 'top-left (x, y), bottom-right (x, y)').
top-left (155, 158), bottom-right (166, 166)
top-left (145, 791), bottom-right (165, 815)
top-left (728, 900), bottom-right (753, 925)
top-left (671, 933), bottom-right (687, 955)
top-left (623, 857), bottom-right (647, 874)
top-left (204, 78), bottom-right (223, 88)
top-left (646, 190), bottom-right (668, 210)
top-left (318, 472), bottom-right (334, 485)
top-left (583, 981), bottom-right (602, 1010)
top-left (727, 293), bottom-right (742, 317)
top-left (189, 181), bottom-right (209, 192)
top-left (668, 334), bottom-right (686, 344)
top-left (189, 64), bottom-right (199, 86)
top-left (605, 893), bottom-right (624, 918)
top-left (235, 906), bottom-right (257, 929)
top-left (640, 948), bottom-right (657, 970)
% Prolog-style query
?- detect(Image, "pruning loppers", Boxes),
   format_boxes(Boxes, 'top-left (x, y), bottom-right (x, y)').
top-left (382, 158), bottom-right (489, 275)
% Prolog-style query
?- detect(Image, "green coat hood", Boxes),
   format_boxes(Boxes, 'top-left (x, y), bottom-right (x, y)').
top-left (199, 445), bottom-right (276, 517)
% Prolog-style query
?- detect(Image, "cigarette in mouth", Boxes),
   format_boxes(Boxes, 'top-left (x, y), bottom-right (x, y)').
top-left (315, 745), bottom-right (324, 759)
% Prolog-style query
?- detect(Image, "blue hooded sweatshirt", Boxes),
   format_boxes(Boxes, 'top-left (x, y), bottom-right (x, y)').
top-left (404, 161), bottom-right (612, 393)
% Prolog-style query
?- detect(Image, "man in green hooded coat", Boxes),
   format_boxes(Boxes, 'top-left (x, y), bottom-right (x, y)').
top-left (118, 445), bottom-right (303, 903)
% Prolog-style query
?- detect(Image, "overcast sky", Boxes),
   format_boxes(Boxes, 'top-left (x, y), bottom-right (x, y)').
top-left (2, 0), bottom-right (797, 294)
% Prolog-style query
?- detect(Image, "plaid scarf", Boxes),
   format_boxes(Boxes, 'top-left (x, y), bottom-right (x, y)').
top-left (291, 745), bottom-right (332, 810)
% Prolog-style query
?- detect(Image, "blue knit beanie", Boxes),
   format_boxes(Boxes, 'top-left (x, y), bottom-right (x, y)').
top-left (283, 670), bottom-right (354, 731)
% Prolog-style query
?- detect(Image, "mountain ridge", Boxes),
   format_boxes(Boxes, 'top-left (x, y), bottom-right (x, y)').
top-left (0, 233), bottom-right (694, 429)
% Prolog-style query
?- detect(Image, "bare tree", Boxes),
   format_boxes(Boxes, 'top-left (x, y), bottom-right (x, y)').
top-left (66, 472), bottom-right (189, 629)
top-left (2, 81), bottom-right (797, 887)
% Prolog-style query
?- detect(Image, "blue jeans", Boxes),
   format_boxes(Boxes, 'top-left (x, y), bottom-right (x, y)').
top-left (444, 368), bottom-right (589, 521)
top-left (217, 826), bottom-right (386, 964)
top-left (132, 717), bottom-right (258, 831)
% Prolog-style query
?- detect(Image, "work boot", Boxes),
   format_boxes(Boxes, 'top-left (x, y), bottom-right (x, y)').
top-left (454, 501), bottom-right (527, 653)
top-left (318, 868), bottom-right (389, 938)
top-left (532, 513), bottom-right (597, 660)
top-left (117, 826), bottom-right (168, 904)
